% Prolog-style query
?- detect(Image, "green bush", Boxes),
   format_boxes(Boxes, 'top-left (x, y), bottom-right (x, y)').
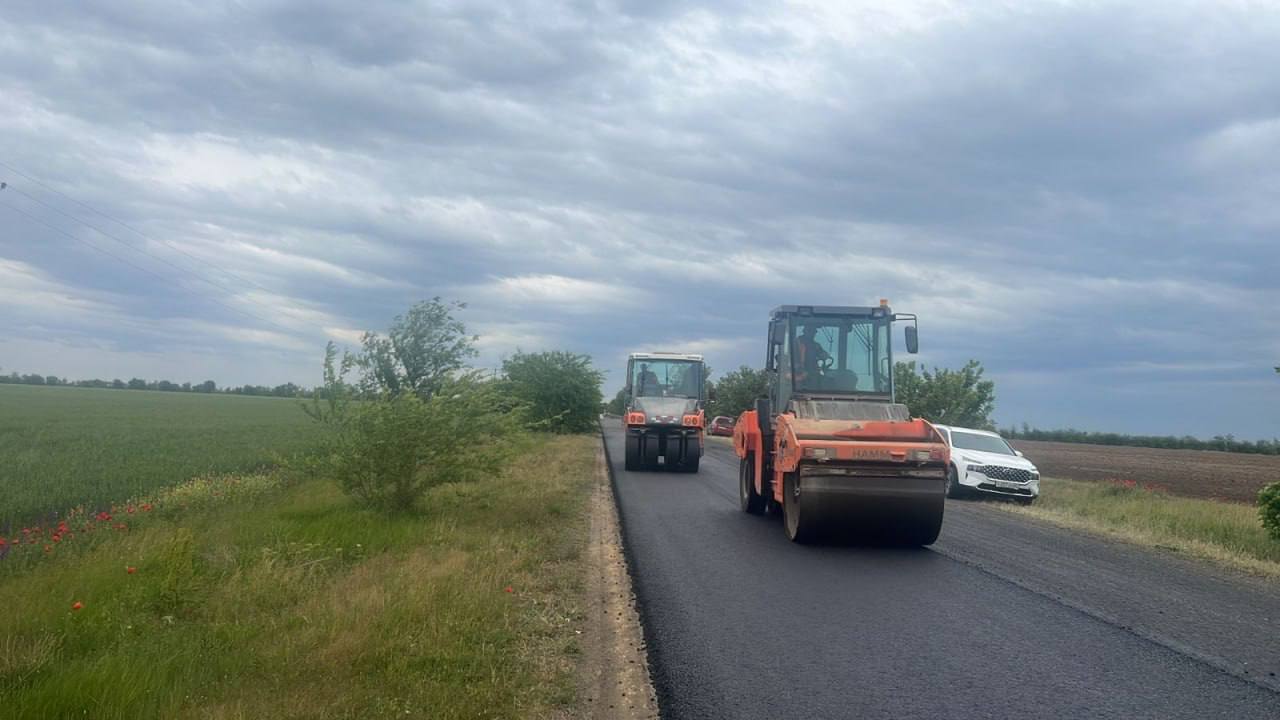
top-left (1260, 482), bottom-right (1280, 541)
top-left (895, 359), bottom-right (996, 429)
top-left (502, 350), bottom-right (603, 434)
top-left (327, 374), bottom-right (526, 513)
top-left (706, 366), bottom-right (768, 419)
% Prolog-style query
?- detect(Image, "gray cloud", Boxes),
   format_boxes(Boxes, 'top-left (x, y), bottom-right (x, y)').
top-left (2, 1), bottom-right (1278, 438)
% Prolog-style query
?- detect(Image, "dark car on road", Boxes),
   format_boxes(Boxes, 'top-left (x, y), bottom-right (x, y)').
top-left (708, 415), bottom-right (735, 437)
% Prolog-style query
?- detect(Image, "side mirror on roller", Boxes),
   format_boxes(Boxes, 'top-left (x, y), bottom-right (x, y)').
top-left (905, 325), bottom-right (919, 354)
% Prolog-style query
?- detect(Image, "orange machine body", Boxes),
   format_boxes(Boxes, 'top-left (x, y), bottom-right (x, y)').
top-left (735, 410), bottom-right (949, 505)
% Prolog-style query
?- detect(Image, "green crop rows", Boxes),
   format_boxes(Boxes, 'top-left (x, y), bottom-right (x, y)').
top-left (0, 385), bottom-right (324, 527)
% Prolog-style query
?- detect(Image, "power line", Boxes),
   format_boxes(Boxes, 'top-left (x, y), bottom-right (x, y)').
top-left (0, 159), bottom-right (279, 295)
top-left (2, 181), bottom-right (281, 311)
top-left (0, 196), bottom-right (299, 336)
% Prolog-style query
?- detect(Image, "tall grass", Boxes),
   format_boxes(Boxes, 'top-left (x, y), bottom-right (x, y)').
top-left (0, 385), bottom-right (324, 526)
top-left (0, 434), bottom-right (596, 719)
top-left (998, 477), bottom-right (1280, 576)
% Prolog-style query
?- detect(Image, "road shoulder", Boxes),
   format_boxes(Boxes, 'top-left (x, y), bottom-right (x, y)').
top-left (575, 439), bottom-right (659, 719)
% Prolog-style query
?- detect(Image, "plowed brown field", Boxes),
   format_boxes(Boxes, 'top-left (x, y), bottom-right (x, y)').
top-left (1010, 439), bottom-right (1280, 504)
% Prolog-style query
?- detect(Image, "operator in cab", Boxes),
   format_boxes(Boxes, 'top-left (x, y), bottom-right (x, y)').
top-left (637, 362), bottom-right (661, 395)
top-left (795, 324), bottom-right (830, 385)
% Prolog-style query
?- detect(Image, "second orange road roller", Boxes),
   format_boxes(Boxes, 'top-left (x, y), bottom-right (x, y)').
top-left (733, 302), bottom-right (949, 545)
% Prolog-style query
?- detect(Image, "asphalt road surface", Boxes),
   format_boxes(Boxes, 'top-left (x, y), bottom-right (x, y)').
top-left (603, 426), bottom-right (1280, 720)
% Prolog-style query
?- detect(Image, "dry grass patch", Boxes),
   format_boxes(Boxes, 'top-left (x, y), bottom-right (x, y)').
top-left (992, 476), bottom-right (1280, 577)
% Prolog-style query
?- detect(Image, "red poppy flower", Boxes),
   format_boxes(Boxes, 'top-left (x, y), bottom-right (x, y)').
top-left (72, 601), bottom-right (83, 611)
top-left (126, 567), bottom-right (137, 574)
top-left (504, 586), bottom-right (514, 593)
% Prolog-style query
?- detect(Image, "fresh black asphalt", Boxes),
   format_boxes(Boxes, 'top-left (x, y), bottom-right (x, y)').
top-left (603, 426), bottom-right (1280, 720)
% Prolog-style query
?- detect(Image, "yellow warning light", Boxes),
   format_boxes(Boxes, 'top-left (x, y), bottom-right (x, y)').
top-left (879, 298), bottom-right (889, 307)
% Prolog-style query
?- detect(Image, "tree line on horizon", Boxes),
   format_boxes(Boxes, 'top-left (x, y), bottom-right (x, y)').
top-left (1003, 424), bottom-right (1280, 456)
top-left (0, 370), bottom-right (297, 397)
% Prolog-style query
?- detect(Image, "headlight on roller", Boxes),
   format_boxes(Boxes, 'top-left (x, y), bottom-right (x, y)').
top-left (908, 449), bottom-right (932, 462)
top-left (682, 415), bottom-right (701, 426)
top-left (803, 447), bottom-right (830, 459)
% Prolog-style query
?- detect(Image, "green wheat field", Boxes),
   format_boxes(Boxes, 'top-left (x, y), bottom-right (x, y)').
top-left (0, 385), bottom-right (324, 527)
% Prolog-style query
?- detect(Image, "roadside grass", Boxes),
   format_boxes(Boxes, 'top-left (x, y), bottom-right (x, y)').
top-left (0, 385), bottom-right (325, 527)
top-left (0, 434), bottom-right (597, 719)
top-left (991, 477), bottom-right (1280, 577)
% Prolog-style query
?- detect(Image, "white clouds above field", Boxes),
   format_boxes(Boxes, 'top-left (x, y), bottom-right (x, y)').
top-left (2, 1), bottom-right (1279, 437)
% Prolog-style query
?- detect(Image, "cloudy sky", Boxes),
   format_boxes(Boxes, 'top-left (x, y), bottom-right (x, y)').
top-left (2, 1), bottom-right (1278, 438)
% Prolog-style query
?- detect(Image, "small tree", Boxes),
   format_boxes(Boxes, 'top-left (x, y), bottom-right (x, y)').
top-left (708, 366), bottom-right (769, 419)
top-left (359, 298), bottom-right (477, 399)
top-left (302, 341), bottom-right (356, 428)
top-left (605, 388), bottom-right (627, 415)
top-left (894, 360), bottom-right (996, 429)
top-left (1259, 482), bottom-right (1280, 542)
top-left (330, 374), bottom-right (525, 513)
top-left (502, 350), bottom-right (604, 433)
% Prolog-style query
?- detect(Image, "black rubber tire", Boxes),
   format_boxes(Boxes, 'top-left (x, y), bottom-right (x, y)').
top-left (625, 433), bottom-right (641, 472)
top-left (782, 472), bottom-right (817, 543)
top-left (740, 455), bottom-right (766, 514)
top-left (904, 500), bottom-right (945, 546)
top-left (682, 454), bottom-right (701, 474)
top-left (946, 465), bottom-right (964, 499)
top-left (643, 436), bottom-right (660, 469)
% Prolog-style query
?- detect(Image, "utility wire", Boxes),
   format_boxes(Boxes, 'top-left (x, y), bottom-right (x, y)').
top-left (2, 181), bottom-right (279, 310)
top-left (0, 159), bottom-right (278, 295)
top-left (0, 196), bottom-right (298, 336)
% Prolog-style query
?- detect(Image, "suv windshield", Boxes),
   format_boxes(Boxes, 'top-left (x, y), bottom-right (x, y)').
top-left (632, 359), bottom-right (702, 399)
top-left (787, 315), bottom-right (890, 394)
top-left (951, 431), bottom-right (1016, 456)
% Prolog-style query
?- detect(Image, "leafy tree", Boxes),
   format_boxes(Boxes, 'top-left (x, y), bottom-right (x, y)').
top-left (127, 378), bottom-right (147, 390)
top-left (707, 366), bottom-right (769, 419)
top-left (502, 350), bottom-right (604, 433)
top-left (605, 388), bottom-right (627, 415)
top-left (195, 380), bottom-right (217, 393)
top-left (328, 374), bottom-right (525, 513)
top-left (1260, 482), bottom-right (1280, 541)
top-left (894, 360), bottom-right (996, 429)
top-left (302, 341), bottom-right (357, 428)
top-left (358, 298), bottom-right (477, 399)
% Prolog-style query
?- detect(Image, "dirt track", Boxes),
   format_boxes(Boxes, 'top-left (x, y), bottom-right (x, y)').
top-left (1011, 439), bottom-right (1280, 503)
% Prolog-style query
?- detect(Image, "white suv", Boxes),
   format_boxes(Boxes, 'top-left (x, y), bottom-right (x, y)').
top-left (935, 425), bottom-right (1039, 504)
